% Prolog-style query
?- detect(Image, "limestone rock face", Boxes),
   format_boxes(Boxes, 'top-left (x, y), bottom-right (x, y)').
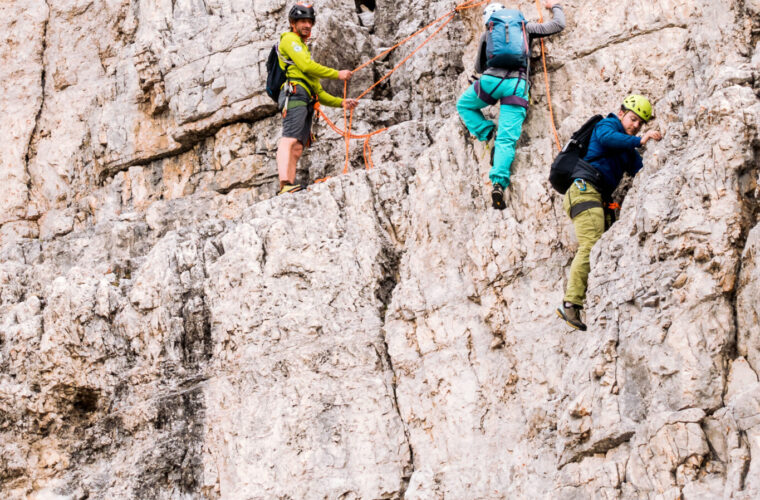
top-left (1, 0), bottom-right (759, 498)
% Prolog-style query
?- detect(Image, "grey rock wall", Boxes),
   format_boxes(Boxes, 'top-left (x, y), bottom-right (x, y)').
top-left (1, 0), bottom-right (759, 498)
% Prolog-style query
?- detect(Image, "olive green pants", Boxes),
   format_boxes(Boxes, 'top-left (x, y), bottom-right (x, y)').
top-left (563, 182), bottom-right (605, 306)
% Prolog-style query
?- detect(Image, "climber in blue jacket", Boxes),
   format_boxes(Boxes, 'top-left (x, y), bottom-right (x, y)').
top-left (557, 95), bottom-right (663, 331)
top-left (582, 113), bottom-right (648, 200)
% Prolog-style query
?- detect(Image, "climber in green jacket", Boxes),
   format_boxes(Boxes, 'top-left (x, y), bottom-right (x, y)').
top-left (276, 3), bottom-right (359, 195)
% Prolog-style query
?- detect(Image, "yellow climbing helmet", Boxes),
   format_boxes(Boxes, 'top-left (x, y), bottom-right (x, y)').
top-left (622, 94), bottom-right (653, 122)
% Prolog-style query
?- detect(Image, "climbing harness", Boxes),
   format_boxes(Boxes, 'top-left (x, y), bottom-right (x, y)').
top-left (281, 79), bottom-right (316, 118)
top-left (569, 198), bottom-right (621, 231)
top-left (569, 200), bottom-right (599, 219)
top-left (473, 69), bottom-right (529, 109)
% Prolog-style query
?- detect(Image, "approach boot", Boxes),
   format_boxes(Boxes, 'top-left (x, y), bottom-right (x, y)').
top-left (492, 183), bottom-right (505, 210)
top-left (556, 302), bottom-right (587, 331)
top-left (278, 183), bottom-right (304, 195)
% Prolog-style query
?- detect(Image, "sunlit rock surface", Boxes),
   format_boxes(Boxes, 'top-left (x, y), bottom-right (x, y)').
top-left (1, 0), bottom-right (759, 498)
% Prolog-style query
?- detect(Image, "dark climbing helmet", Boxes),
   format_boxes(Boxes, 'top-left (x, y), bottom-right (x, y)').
top-left (289, 3), bottom-right (316, 22)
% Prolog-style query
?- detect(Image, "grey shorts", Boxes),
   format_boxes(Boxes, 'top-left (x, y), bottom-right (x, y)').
top-left (279, 85), bottom-right (314, 148)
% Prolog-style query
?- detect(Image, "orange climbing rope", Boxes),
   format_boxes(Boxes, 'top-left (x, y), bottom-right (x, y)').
top-left (314, 100), bottom-right (388, 171)
top-left (342, 7), bottom-right (462, 172)
top-left (314, 0), bottom-right (562, 175)
top-left (534, 0), bottom-right (561, 151)
top-left (314, 0), bottom-right (490, 173)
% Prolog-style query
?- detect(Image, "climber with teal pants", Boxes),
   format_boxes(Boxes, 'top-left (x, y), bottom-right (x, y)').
top-left (457, 1), bottom-right (566, 209)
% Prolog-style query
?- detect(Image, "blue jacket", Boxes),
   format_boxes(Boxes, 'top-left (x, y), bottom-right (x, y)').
top-left (582, 113), bottom-right (643, 199)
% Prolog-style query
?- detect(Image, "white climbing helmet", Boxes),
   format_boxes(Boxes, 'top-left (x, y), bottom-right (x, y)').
top-left (483, 3), bottom-right (504, 24)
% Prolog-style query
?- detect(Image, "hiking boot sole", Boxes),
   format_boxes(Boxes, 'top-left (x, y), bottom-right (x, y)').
top-left (278, 184), bottom-right (305, 195)
top-left (492, 190), bottom-right (505, 210)
top-left (556, 307), bottom-right (587, 331)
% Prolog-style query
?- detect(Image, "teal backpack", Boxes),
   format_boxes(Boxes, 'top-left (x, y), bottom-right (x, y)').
top-left (485, 9), bottom-right (529, 69)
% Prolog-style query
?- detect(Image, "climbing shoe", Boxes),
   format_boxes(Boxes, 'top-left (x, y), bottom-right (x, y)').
top-left (556, 303), bottom-right (587, 331)
top-left (278, 183), bottom-right (304, 195)
top-left (491, 183), bottom-right (505, 210)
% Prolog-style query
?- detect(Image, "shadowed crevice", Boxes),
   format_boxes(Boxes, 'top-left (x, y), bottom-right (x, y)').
top-left (368, 176), bottom-right (415, 495)
top-left (24, 0), bottom-right (51, 206)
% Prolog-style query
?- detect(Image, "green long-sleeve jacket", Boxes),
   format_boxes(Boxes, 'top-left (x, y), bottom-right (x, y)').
top-left (278, 32), bottom-right (343, 108)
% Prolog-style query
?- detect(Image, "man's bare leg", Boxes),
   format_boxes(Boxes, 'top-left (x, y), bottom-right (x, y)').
top-left (288, 141), bottom-right (303, 184)
top-left (277, 137), bottom-right (300, 188)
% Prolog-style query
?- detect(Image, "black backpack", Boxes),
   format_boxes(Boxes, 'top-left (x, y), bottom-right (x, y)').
top-left (265, 43), bottom-right (290, 103)
top-left (548, 115), bottom-right (603, 193)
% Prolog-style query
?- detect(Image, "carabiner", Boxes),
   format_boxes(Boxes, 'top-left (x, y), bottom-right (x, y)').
top-left (574, 178), bottom-right (587, 192)
top-left (282, 90), bottom-right (291, 118)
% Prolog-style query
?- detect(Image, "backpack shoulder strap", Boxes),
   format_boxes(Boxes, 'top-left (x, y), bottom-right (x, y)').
top-left (276, 39), bottom-right (315, 99)
top-left (521, 23), bottom-right (530, 82)
top-left (275, 36), bottom-right (313, 98)
top-left (275, 42), bottom-right (294, 67)
top-left (580, 115), bottom-right (605, 161)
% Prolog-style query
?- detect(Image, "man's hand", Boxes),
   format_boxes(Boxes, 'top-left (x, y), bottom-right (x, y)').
top-left (544, 0), bottom-right (559, 8)
top-left (640, 130), bottom-right (663, 146)
top-left (338, 70), bottom-right (353, 81)
top-left (342, 99), bottom-right (359, 111)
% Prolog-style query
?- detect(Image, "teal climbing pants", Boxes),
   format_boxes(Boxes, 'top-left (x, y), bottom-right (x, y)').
top-left (456, 74), bottom-right (529, 188)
